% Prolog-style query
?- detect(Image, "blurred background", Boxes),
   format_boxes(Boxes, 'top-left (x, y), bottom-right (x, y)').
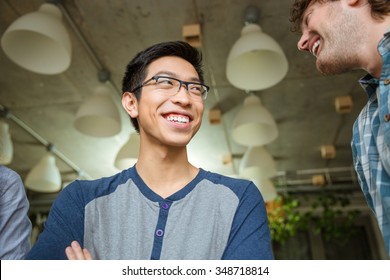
top-left (0, 0), bottom-right (387, 259)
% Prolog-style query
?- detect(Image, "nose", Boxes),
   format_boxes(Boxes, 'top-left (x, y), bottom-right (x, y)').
top-left (297, 32), bottom-right (310, 52)
top-left (172, 84), bottom-right (191, 105)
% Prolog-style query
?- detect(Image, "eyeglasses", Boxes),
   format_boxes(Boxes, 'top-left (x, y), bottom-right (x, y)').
top-left (131, 75), bottom-right (209, 100)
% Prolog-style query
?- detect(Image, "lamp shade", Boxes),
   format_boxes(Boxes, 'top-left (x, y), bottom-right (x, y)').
top-left (232, 95), bottom-right (278, 146)
top-left (0, 121), bottom-right (13, 164)
top-left (239, 170), bottom-right (277, 202)
top-left (25, 154), bottom-right (62, 193)
top-left (74, 86), bottom-right (121, 137)
top-left (114, 133), bottom-right (140, 170)
top-left (1, 3), bottom-right (71, 75)
top-left (257, 178), bottom-right (277, 202)
top-left (227, 172), bottom-right (277, 202)
top-left (239, 146), bottom-right (277, 181)
top-left (226, 23), bottom-right (288, 91)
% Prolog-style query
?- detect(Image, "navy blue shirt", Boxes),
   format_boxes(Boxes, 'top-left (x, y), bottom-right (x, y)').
top-left (26, 167), bottom-right (273, 260)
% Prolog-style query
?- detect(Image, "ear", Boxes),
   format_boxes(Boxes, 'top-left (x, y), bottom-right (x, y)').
top-left (122, 92), bottom-right (139, 118)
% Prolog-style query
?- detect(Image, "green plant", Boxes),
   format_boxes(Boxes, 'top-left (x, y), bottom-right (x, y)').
top-left (267, 195), bottom-right (310, 244)
top-left (309, 192), bottom-right (361, 245)
top-left (267, 192), bottom-right (360, 245)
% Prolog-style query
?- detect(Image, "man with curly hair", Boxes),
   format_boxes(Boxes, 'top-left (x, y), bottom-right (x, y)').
top-left (290, 0), bottom-right (390, 257)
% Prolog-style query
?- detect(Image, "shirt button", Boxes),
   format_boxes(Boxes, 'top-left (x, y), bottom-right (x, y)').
top-left (384, 114), bottom-right (390, 122)
top-left (156, 229), bottom-right (164, 237)
top-left (161, 202), bottom-right (169, 209)
top-left (384, 78), bottom-right (390, 85)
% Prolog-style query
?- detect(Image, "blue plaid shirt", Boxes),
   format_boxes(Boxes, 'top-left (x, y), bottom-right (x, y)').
top-left (352, 29), bottom-right (390, 257)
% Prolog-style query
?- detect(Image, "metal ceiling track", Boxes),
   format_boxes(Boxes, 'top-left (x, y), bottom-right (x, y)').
top-left (0, 104), bottom-right (91, 180)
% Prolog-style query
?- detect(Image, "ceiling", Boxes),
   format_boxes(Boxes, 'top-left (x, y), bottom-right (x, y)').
top-left (0, 0), bottom-right (368, 202)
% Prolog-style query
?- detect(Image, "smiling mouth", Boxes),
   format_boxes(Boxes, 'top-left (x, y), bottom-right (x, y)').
top-left (311, 40), bottom-right (320, 57)
top-left (165, 114), bottom-right (190, 124)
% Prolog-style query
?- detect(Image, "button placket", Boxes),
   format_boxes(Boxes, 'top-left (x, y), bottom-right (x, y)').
top-left (154, 201), bottom-right (171, 238)
top-left (150, 200), bottom-right (172, 259)
top-left (155, 229), bottom-right (164, 237)
top-left (161, 202), bottom-right (170, 210)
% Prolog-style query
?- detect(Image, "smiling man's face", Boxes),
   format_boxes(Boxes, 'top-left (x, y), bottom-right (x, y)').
top-left (133, 56), bottom-right (204, 148)
top-left (297, 0), bottom-right (364, 75)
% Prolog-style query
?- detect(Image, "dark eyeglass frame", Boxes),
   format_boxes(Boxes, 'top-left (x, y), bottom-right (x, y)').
top-left (130, 75), bottom-right (209, 100)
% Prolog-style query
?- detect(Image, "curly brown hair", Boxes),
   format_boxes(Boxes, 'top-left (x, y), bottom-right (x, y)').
top-left (289, 0), bottom-right (390, 33)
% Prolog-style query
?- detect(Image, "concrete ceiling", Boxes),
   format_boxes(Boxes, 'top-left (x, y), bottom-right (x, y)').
top-left (0, 0), bottom-right (367, 199)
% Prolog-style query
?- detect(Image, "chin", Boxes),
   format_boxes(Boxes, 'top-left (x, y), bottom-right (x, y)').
top-left (318, 66), bottom-right (349, 76)
top-left (165, 135), bottom-right (192, 147)
top-left (317, 55), bottom-right (351, 76)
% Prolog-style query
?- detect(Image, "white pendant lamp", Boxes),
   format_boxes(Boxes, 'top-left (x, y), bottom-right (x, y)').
top-left (239, 146), bottom-right (277, 181)
top-left (25, 153), bottom-right (62, 193)
top-left (74, 86), bottom-right (121, 137)
top-left (232, 94), bottom-right (278, 146)
top-left (226, 6), bottom-right (288, 91)
top-left (239, 167), bottom-right (277, 202)
top-left (114, 133), bottom-right (140, 170)
top-left (1, 3), bottom-right (71, 75)
top-left (227, 172), bottom-right (277, 202)
top-left (257, 178), bottom-right (278, 202)
top-left (0, 120), bottom-right (13, 164)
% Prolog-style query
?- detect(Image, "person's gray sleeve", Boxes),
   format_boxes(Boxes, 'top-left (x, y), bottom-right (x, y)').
top-left (0, 167), bottom-right (32, 259)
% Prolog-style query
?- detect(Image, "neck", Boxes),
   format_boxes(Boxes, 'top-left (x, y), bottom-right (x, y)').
top-left (135, 142), bottom-right (198, 198)
top-left (362, 16), bottom-right (390, 78)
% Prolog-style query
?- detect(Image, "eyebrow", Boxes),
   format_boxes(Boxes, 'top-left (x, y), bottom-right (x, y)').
top-left (153, 70), bottom-right (200, 83)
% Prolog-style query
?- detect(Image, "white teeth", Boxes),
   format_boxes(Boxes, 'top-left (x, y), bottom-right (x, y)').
top-left (311, 40), bottom-right (320, 57)
top-left (166, 115), bottom-right (189, 123)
